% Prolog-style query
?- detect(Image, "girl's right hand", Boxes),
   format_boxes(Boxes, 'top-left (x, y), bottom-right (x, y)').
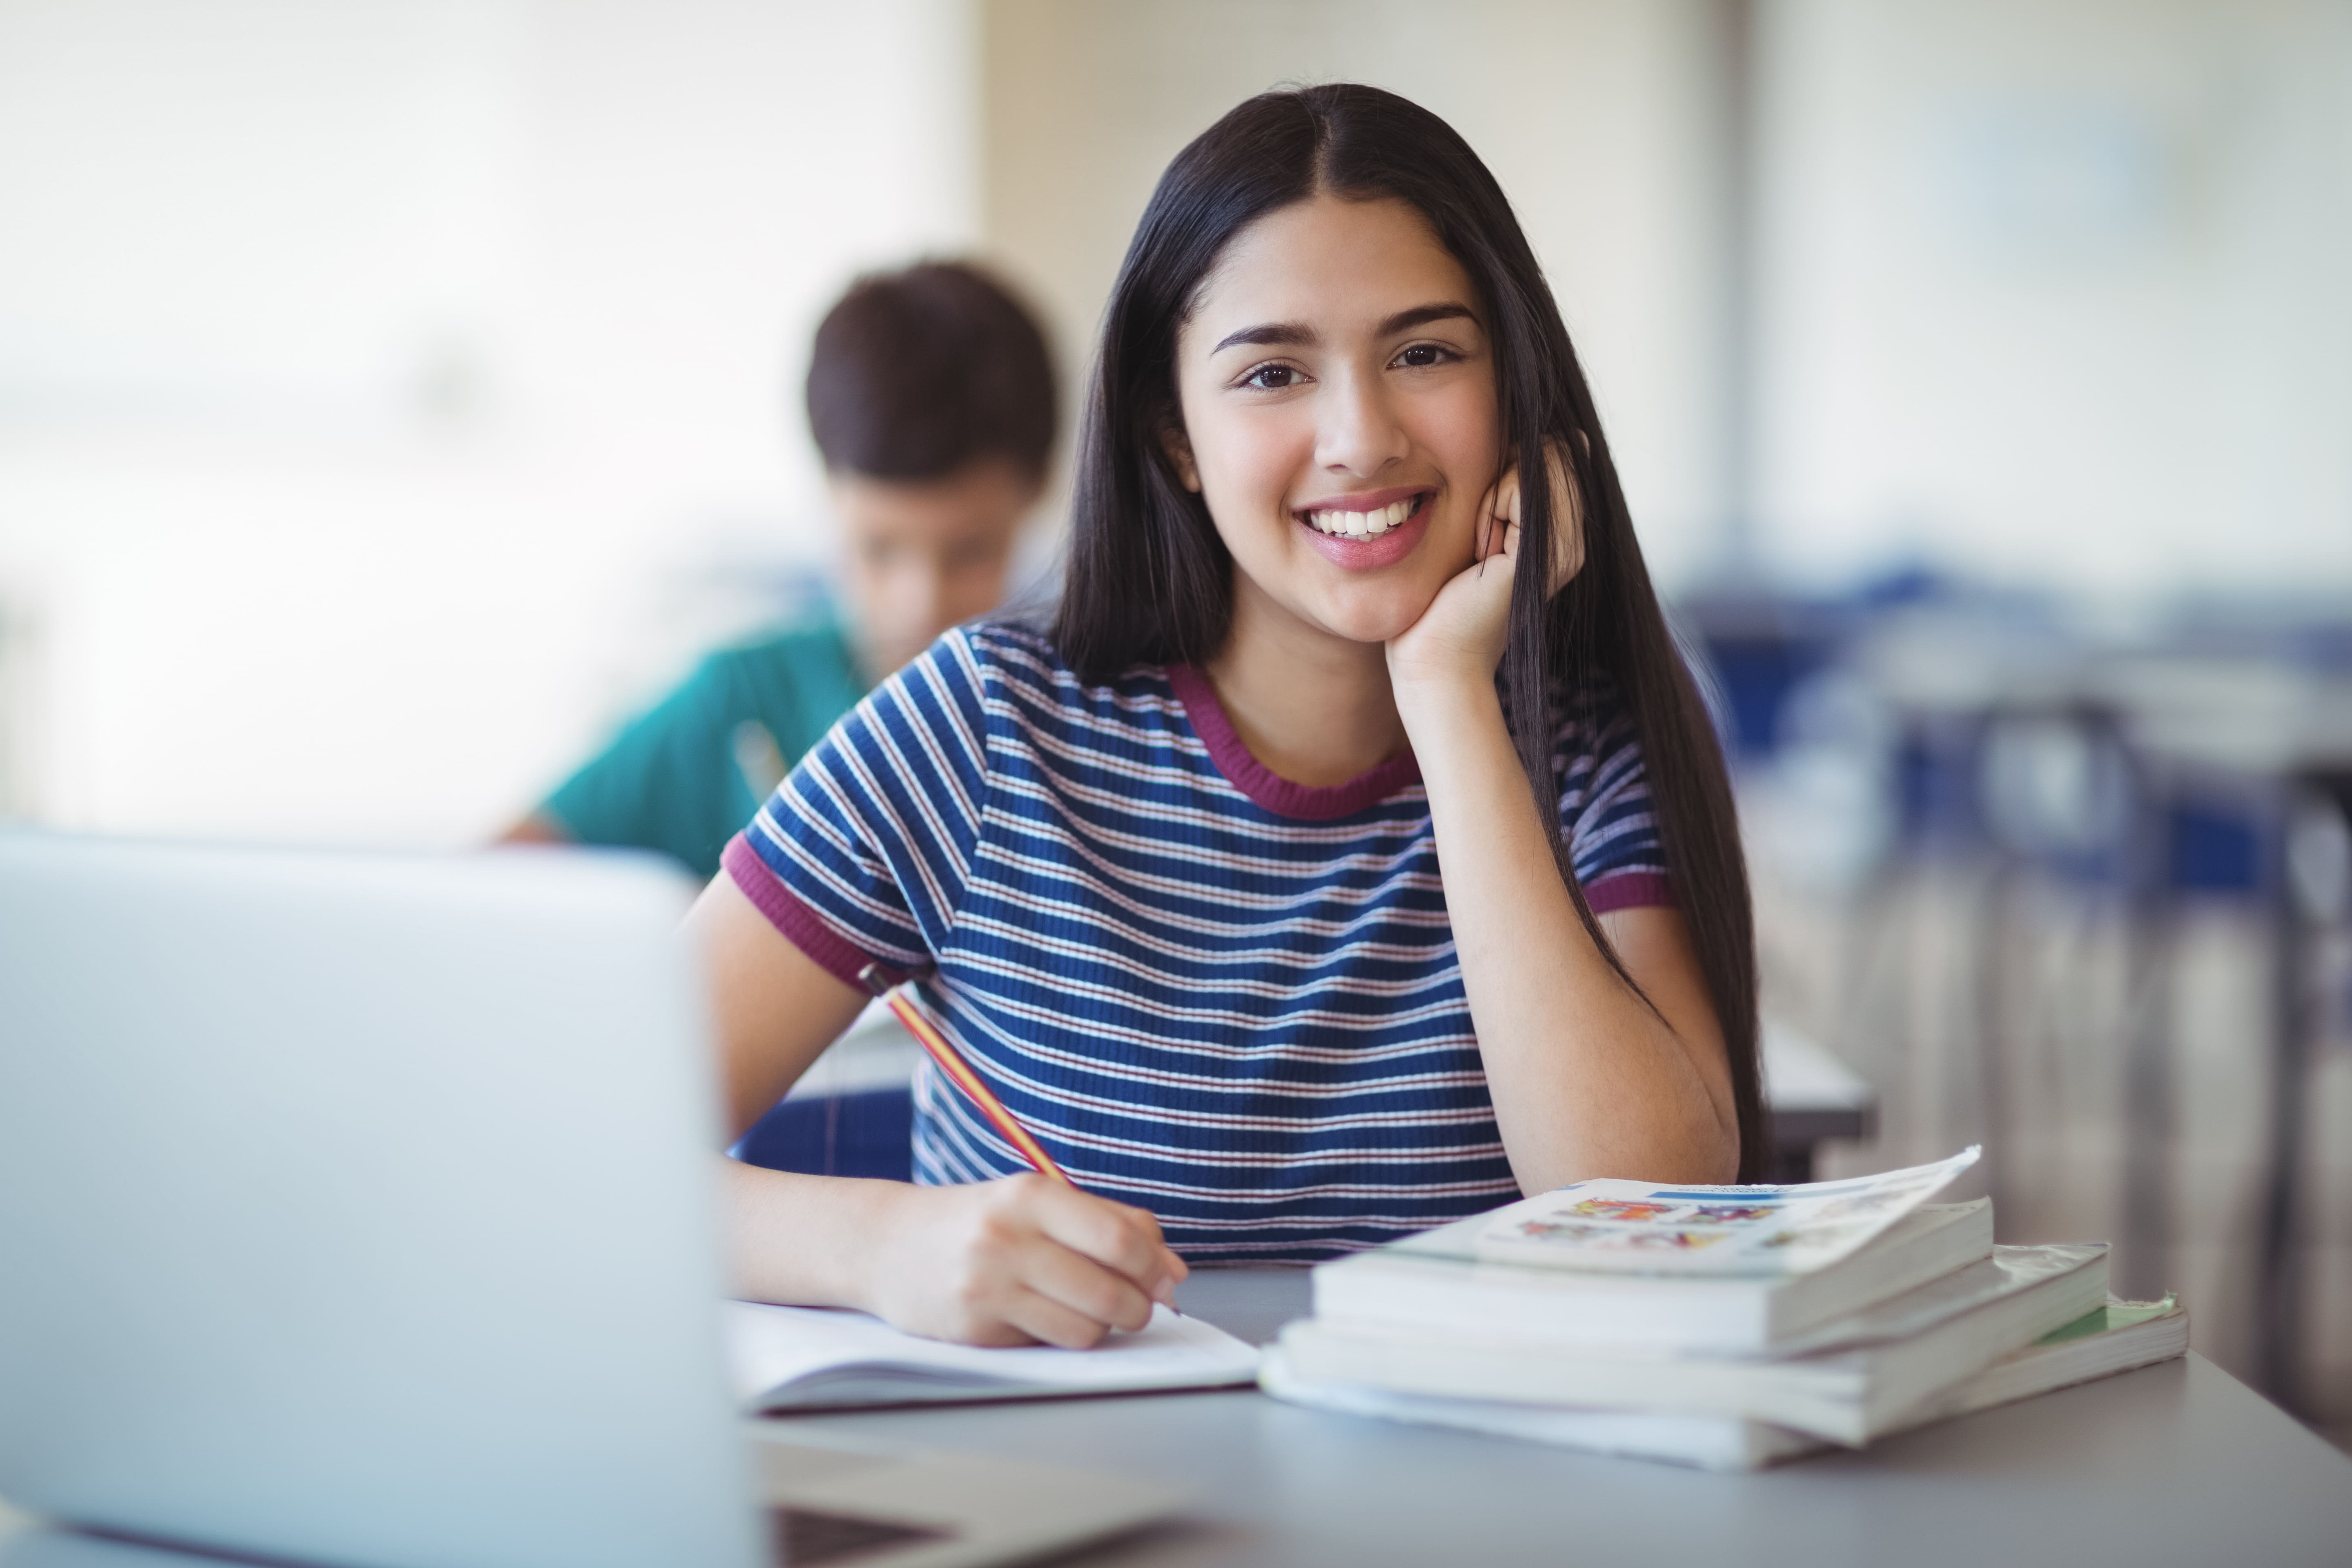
top-left (857, 1174), bottom-right (1189, 1348)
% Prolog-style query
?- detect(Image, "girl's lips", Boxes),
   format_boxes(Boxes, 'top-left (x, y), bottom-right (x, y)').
top-left (1296, 492), bottom-right (1432, 570)
top-left (1296, 485), bottom-right (1429, 516)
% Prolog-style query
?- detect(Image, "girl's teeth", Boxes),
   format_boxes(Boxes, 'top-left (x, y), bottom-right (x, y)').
top-left (1313, 498), bottom-right (1415, 537)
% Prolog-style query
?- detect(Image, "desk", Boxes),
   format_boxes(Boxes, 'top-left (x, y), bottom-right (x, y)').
top-left (1760, 1021), bottom-right (1873, 1181)
top-left (2107, 659), bottom-right (2352, 1405)
top-left (7, 1272), bottom-right (2345, 1568)
top-left (765, 1268), bottom-right (2352, 1568)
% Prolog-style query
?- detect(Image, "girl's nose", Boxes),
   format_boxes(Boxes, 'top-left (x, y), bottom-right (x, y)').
top-left (1314, 366), bottom-right (1408, 477)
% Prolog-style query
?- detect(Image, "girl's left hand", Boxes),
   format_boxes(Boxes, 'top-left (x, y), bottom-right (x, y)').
top-left (1386, 438), bottom-right (1584, 695)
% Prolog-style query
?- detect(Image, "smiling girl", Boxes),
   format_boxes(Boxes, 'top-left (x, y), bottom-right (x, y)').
top-left (694, 85), bottom-right (1760, 1348)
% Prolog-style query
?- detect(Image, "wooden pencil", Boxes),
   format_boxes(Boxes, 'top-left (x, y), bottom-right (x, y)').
top-left (858, 963), bottom-right (1074, 1186)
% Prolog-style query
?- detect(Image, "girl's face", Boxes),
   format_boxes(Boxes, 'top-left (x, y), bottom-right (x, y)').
top-left (1168, 194), bottom-right (1501, 648)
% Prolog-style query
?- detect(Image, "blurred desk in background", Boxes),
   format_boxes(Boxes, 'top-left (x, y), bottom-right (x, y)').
top-left (1761, 1022), bottom-right (1876, 1183)
top-left (2107, 658), bottom-right (2352, 1414)
top-left (1708, 590), bottom-right (2352, 1419)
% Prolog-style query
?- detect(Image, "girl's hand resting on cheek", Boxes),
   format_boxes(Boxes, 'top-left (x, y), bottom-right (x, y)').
top-left (1386, 437), bottom-right (1584, 697)
top-left (859, 1174), bottom-right (1188, 1348)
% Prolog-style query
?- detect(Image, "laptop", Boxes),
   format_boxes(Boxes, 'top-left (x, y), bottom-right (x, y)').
top-left (0, 834), bottom-right (1181, 1568)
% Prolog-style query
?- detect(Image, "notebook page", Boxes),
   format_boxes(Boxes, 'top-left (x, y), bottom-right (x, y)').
top-left (724, 1302), bottom-right (1261, 1408)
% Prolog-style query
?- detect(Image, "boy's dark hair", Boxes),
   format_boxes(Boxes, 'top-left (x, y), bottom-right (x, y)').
top-left (804, 261), bottom-right (1057, 484)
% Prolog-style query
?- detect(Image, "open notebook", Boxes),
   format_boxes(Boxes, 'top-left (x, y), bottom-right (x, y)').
top-left (726, 1302), bottom-right (1262, 1413)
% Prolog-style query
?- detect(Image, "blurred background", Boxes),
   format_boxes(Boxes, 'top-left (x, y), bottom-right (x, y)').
top-left (2, 0), bottom-right (2346, 1437)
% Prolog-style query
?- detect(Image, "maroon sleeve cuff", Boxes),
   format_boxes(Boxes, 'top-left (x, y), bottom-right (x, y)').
top-left (1582, 870), bottom-right (1677, 914)
top-left (721, 834), bottom-right (910, 992)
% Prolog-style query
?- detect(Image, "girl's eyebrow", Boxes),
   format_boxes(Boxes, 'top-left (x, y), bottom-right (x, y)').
top-left (1378, 302), bottom-right (1479, 335)
top-left (1209, 301), bottom-right (1479, 356)
top-left (1211, 321), bottom-right (1314, 354)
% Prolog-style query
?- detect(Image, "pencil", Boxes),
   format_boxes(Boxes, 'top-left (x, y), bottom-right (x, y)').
top-left (856, 964), bottom-right (1183, 1317)
top-left (857, 963), bottom-right (1074, 1187)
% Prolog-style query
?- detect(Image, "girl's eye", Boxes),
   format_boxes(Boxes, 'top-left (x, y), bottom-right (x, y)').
top-left (1394, 343), bottom-right (1453, 369)
top-left (1241, 364), bottom-right (1301, 390)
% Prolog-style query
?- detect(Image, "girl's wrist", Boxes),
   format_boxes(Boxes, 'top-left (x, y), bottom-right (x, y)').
top-left (1385, 628), bottom-right (1507, 715)
top-left (1392, 670), bottom-right (1507, 755)
top-left (1383, 658), bottom-right (1496, 710)
top-left (1391, 659), bottom-right (1499, 712)
top-left (842, 1179), bottom-right (918, 1312)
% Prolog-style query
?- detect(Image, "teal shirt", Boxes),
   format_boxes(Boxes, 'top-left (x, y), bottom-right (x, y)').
top-left (542, 618), bottom-right (866, 879)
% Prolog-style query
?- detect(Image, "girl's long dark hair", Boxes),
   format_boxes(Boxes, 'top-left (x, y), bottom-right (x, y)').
top-left (1051, 84), bottom-right (1764, 1180)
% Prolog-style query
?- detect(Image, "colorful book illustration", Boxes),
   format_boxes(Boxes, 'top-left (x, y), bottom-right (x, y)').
top-left (1460, 1147), bottom-right (1980, 1276)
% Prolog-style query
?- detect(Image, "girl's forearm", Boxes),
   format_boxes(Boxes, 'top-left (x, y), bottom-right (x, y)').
top-left (1397, 677), bottom-right (1735, 1190)
top-left (722, 1158), bottom-right (904, 1308)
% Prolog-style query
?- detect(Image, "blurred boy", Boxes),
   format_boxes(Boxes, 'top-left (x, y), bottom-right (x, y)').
top-left (504, 262), bottom-right (1056, 876)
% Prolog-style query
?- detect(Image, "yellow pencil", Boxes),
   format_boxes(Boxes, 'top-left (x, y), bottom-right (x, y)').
top-left (857, 964), bottom-right (1075, 1186)
top-left (856, 964), bottom-right (1183, 1316)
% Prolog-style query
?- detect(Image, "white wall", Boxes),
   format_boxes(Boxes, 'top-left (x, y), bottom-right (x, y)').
top-left (1751, 0), bottom-right (2352, 601)
top-left (0, 0), bottom-right (978, 843)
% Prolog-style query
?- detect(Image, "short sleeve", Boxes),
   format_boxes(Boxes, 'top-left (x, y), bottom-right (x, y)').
top-left (723, 629), bottom-right (993, 988)
top-left (542, 654), bottom-right (753, 879)
top-left (1555, 694), bottom-right (1676, 914)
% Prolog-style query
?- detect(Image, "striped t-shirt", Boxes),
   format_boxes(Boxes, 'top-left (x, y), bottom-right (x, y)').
top-left (724, 619), bottom-right (1673, 1264)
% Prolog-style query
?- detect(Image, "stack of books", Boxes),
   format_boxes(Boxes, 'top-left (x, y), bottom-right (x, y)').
top-left (1261, 1149), bottom-right (2189, 1470)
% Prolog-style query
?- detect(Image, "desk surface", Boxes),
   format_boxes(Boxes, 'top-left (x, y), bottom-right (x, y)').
top-left (6, 1271), bottom-right (2346, 1568)
top-left (765, 1268), bottom-right (2352, 1568)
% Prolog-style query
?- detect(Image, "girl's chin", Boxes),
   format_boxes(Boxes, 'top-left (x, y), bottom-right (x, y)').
top-left (1305, 588), bottom-right (1445, 648)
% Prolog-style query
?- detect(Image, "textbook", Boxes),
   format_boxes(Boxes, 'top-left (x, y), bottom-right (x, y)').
top-left (1420, 1147), bottom-right (1980, 1278)
top-left (724, 1301), bottom-right (1261, 1413)
top-left (1260, 1295), bottom-right (2188, 1470)
top-left (1315, 1200), bottom-right (1993, 1355)
top-left (1274, 1241), bottom-right (2109, 1444)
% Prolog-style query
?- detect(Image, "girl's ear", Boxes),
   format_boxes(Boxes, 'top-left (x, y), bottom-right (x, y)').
top-left (1545, 434), bottom-right (1588, 595)
top-left (1160, 426), bottom-right (1202, 493)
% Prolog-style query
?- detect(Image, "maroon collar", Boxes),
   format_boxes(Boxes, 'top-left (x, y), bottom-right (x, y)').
top-left (1165, 664), bottom-right (1422, 821)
